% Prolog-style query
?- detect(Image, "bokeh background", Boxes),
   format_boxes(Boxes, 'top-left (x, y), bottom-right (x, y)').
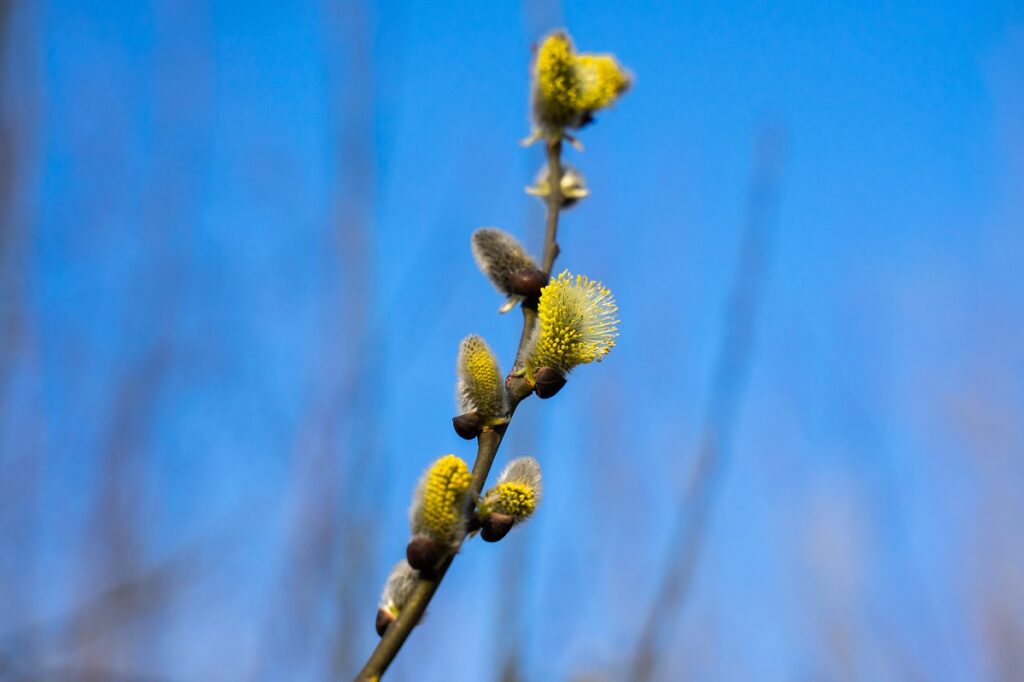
top-left (2, 0), bottom-right (1023, 680)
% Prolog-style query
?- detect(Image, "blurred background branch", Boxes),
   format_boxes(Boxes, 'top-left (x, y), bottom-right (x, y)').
top-left (629, 126), bottom-right (785, 681)
top-left (254, 0), bottom-right (380, 677)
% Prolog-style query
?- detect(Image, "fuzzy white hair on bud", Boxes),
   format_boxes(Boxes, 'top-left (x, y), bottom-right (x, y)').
top-left (455, 334), bottom-right (508, 420)
top-left (379, 559), bottom-right (419, 615)
top-left (407, 474), bottom-right (426, 532)
top-left (470, 228), bottom-right (539, 307)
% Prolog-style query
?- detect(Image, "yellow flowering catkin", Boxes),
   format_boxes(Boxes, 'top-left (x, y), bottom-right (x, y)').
top-left (488, 482), bottom-right (535, 518)
top-left (456, 335), bottom-right (507, 420)
top-left (526, 270), bottom-right (619, 375)
top-left (533, 31), bottom-right (631, 133)
top-left (416, 455), bottom-right (472, 543)
top-left (480, 457), bottom-right (542, 523)
top-left (574, 55), bottom-right (631, 111)
top-left (535, 32), bottom-right (582, 130)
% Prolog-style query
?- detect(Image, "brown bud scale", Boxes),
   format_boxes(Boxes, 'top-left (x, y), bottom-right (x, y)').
top-left (533, 367), bottom-right (567, 399)
top-left (406, 536), bottom-right (441, 571)
top-left (452, 412), bottom-right (483, 440)
top-left (376, 607), bottom-right (396, 637)
top-left (509, 268), bottom-right (549, 298)
top-left (481, 513), bottom-right (515, 543)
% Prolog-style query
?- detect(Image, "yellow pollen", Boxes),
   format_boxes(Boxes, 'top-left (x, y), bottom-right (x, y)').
top-left (492, 482), bottom-right (536, 519)
top-left (421, 455), bottom-right (472, 542)
top-left (533, 32), bottom-right (630, 132)
top-left (459, 336), bottom-right (504, 418)
top-left (527, 270), bottom-right (618, 374)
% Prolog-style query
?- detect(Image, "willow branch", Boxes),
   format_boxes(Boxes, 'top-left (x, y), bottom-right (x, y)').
top-left (353, 139), bottom-right (564, 681)
top-left (541, 139), bottom-right (563, 274)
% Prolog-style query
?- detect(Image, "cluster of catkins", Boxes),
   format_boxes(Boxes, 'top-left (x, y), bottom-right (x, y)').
top-left (376, 454), bottom-right (543, 635)
top-left (375, 29), bottom-right (628, 638)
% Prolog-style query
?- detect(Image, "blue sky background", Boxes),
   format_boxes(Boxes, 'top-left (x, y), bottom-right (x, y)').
top-left (1, 0), bottom-right (1023, 680)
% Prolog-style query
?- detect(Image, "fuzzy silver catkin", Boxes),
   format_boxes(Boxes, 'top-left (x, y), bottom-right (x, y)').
top-left (379, 559), bottom-right (419, 614)
top-left (471, 228), bottom-right (538, 296)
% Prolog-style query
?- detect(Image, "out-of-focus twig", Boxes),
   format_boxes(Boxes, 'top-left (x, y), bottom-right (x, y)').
top-left (0, 0), bottom-right (40, 446)
top-left (6, 667), bottom-right (177, 682)
top-left (254, 0), bottom-right (378, 678)
top-left (0, 0), bottom-right (45, 663)
top-left (76, 347), bottom-right (175, 678)
top-left (75, 5), bottom-right (213, 675)
top-left (327, 0), bottom-right (379, 673)
top-left (0, 0), bottom-right (24, 393)
top-left (0, 530), bottom-right (218, 679)
top-left (629, 127), bottom-right (784, 681)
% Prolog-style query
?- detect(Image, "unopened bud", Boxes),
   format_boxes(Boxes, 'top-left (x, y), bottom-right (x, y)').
top-left (406, 536), bottom-right (441, 571)
top-left (376, 607), bottom-right (396, 637)
top-left (533, 366), bottom-right (567, 399)
top-left (471, 228), bottom-right (539, 307)
top-left (480, 513), bottom-right (515, 542)
top-left (452, 412), bottom-right (482, 440)
top-left (377, 560), bottom-right (417, 636)
top-left (525, 164), bottom-right (589, 209)
top-left (509, 268), bottom-right (549, 299)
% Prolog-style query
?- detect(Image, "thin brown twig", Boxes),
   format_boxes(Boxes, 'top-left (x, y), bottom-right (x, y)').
top-left (353, 139), bottom-right (565, 681)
